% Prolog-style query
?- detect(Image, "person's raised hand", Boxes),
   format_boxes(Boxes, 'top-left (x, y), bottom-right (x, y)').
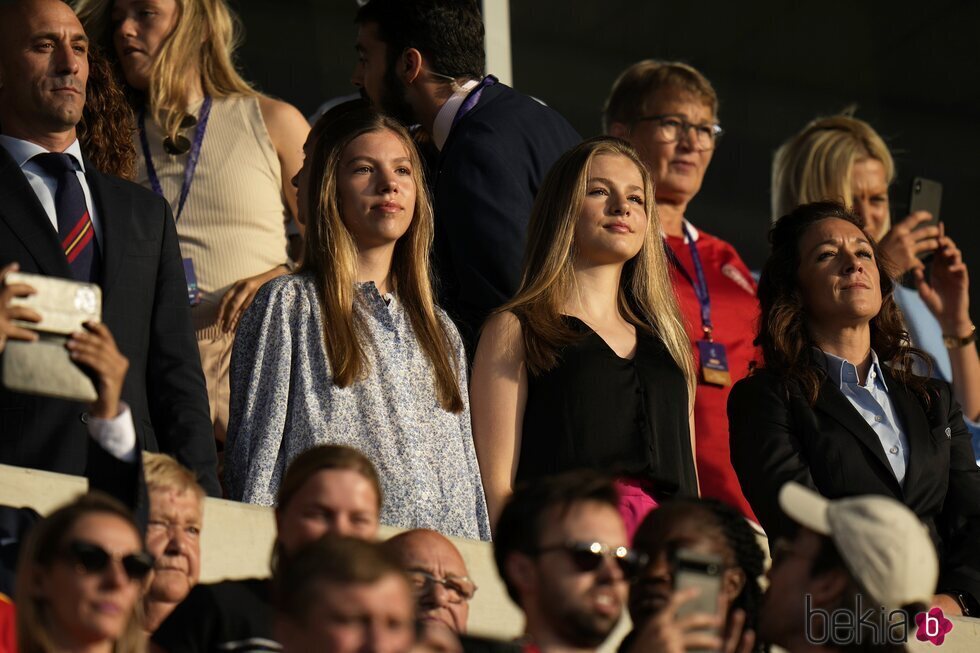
top-left (0, 262), bottom-right (41, 354)
top-left (67, 321), bottom-right (129, 419)
top-left (627, 587), bottom-right (724, 653)
top-left (878, 212), bottom-right (940, 275)
top-left (915, 222), bottom-right (972, 336)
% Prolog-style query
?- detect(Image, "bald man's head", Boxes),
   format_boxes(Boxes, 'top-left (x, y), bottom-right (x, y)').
top-left (384, 529), bottom-right (473, 633)
top-left (0, 0), bottom-right (89, 148)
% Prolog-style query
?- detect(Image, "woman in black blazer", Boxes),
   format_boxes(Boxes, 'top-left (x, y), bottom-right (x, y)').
top-left (729, 201), bottom-right (980, 616)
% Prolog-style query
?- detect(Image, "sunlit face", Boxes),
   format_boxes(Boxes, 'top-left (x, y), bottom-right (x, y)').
top-left (573, 153), bottom-right (648, 267)
top-left (527, 501), bottom-right (629, 648)
top-left (850, 158), bottom-right (891, 240)
top-left (279, 575), bottom-right (416, 653)
top-left (145, 488), bottom-right (202, 604)
top-left (111, 0), bottom-right (180, 91)
top-left (0, 0), bottom-right (89, 139)
top-left (626, 91), bottom-right (715, 207)
top-left (797, 217), bottom-right (882, 332)
top-left (390, 532), bottom-right (471, 634)
top-left (276, 469), bottom-right (381, 553)
top-left (337, 129), bottom-right (417, 252)
top-left (34, 513), bottom-right (144, 648)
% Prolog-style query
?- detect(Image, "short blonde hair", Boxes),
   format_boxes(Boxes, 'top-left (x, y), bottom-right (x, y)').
top-left (771, 114), bottom-right (895, 223)
top-left (602, 60), bottom-right (718, 134)
top-left (143, 452), bottom-right (206, 502)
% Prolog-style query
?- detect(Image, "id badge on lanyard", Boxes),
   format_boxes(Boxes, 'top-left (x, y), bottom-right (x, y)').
top-left (139, 97), bottom-right (212, 307)
top-left (666, 224), bottom-right (731, 386)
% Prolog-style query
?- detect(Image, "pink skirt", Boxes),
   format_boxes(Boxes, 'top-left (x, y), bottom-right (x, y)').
top-left (615, 477), bottom-right (660, 542)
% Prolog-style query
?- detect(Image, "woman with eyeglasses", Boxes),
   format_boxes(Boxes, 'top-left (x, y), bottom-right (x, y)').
top-left (621, 498), bottom-right (765, 653)
top-left (728, 201), bottom-right (980, 617)
top-left (471, 137), bottom-right (698, 536)
top-left (15, 492), bottom-right (153, 653)
top-left (602, 61), bottom-right (761, 525)
top-left (75, 0), bottom-right (311, 449)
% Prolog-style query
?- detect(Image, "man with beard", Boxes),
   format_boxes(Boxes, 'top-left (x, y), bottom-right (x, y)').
top-left (352, 0), bottom-right (581, 351)
top-left (142, 453), bottom-right (206, 633)
top-left (494, 471), bottom-right (644, 653)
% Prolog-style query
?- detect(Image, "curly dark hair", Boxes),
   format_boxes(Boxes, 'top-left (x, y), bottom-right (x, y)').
top-left (77, 46), bottom-right (137, 180)
top-left (756, 200), bottom-right (931, 404)
top-left (632, 498), bottom-right (767, 653)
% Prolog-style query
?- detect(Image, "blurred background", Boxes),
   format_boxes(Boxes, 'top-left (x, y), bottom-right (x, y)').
top-left (233, 0), bottom-right (980, 301)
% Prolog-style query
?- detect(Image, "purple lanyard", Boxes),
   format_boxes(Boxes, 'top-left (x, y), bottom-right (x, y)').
top-left (451, 75), bottom-right (498, 128)
top-left (664, 222), bottom-right (713, 336)
top-left (138, 96), bottom-right (212, 222)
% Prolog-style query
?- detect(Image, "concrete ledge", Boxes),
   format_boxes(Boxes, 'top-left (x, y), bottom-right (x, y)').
top-left (1, 464), bottom-right (976, 651)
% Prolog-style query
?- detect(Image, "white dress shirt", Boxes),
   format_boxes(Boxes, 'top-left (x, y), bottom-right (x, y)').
top-left (0, 135), bottom-right (136, 462)
top-left (432, 79), bottom-right (481, 151)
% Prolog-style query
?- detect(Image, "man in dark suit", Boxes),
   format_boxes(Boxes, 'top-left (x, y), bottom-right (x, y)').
top-left (0, 0), bottom-right (219, 495)
top-left (352, 0), bottom-right (581, 349)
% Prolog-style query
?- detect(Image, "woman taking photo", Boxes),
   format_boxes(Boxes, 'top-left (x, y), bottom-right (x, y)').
top-left (772, 115), bottom-right (980, 444)
top-left (471, 136), bottom-right (697, 535)
top-left (603, 61), bottom-right (760, 523)
top-left (16, 493), bottom-right (153, 653)
top-left (75, 0), bottom-right (310, 446)
top-left (224, 102), bottom-right (490, 541)
top-left (729, 201), bottom-right (980, 616)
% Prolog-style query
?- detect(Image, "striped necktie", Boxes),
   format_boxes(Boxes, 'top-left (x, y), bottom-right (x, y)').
top-left (31, 152), bottom-right (100, 282)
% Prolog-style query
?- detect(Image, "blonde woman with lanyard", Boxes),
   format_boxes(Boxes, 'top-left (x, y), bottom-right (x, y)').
top-left (75, 0), bottom-right (310, 449)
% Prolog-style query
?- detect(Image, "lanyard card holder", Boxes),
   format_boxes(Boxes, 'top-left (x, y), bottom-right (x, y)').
top-left (697, 338), bottom-right (731, 387)
top-left (183, 258), bottom-right (202, 306)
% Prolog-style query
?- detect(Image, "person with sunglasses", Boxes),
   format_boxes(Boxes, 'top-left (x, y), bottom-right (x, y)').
top-left (14, 492), bottom-right (154, 653)
top-left (494, 470), bottom-right (645, 653)
top-left (621, 498), bottom-right (765, 653)
top-left (603, 61), bottom-right (761, 525)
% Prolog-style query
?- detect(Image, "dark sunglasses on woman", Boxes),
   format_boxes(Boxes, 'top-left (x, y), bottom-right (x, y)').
top-left (534, 540), bottom-right (649, 579)
top-left (61, 540), bottom-right (155, 581)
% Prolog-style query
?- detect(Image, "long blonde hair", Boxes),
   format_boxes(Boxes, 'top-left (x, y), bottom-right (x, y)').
top-left (771, 114), bottom-right (895, 228)
top-left (499, 136), bottom-right (696, 403)
top-left (75, 0), bottom-right (257, 143)
top-left (16, 493), bottom-right (146, 653)
top-left (300, 101), bottom-right (464, 413)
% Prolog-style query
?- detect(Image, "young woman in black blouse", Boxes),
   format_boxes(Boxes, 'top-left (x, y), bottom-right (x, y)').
top-left (471, 137), bottom-right (698, 535)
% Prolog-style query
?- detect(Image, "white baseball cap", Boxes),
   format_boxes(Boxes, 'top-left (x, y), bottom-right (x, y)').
top-left (778, 482), bottom-right (939, 611)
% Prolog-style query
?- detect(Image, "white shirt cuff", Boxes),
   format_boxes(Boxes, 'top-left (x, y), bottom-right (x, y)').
top-left (87, 403), bottom-right (138, 463)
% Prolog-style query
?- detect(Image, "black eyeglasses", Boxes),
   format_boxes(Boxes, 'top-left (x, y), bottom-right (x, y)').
top-left (634, 114), bottom-right (723, 151)
top-left (534, 541), bottom-right (648, 579)
top-left (406, 569), bottom-right (478, 604)
top-left (61, 540), bottom-right (155, 581)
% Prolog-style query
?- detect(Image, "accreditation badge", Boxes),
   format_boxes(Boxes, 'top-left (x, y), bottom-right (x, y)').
top-left (182, 258), bottom-right (203, 307)
top-left (698, 339), bottom-right (731, 386)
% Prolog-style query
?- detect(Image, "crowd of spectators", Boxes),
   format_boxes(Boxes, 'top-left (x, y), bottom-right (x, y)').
top-left (1, 0), bottom-right (979, 651)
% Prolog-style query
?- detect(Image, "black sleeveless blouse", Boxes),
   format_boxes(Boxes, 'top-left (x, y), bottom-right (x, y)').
top-left (516, 317), bottom-right (697, 497)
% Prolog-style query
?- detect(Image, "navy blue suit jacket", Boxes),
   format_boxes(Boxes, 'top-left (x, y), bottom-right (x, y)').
top-left (0, 145), bottom-right (220, 496)
top-left (729, 367), bottom-right (980, 603)
top-left (432, 82), bottom-right (580, 350)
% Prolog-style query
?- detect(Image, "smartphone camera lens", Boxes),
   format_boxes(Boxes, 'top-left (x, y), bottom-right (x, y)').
top-left (915, 181), bottom-right (922, 193)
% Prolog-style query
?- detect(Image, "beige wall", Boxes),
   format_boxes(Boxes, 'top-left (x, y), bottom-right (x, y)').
top-left (1, 464), bottom-right (976, 651)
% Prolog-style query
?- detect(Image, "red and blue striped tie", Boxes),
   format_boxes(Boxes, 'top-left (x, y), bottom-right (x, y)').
top-left (32, 153), bottom-right (100, 282)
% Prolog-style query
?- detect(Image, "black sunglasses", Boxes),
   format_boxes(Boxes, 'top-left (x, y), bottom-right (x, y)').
top-left (534, 541), bottom-right (648, 579)
top-left (61, 540), bottom-right (155, 581)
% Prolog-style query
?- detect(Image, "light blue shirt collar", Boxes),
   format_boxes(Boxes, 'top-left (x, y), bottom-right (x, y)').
top-left (818, 348), bottom-right (890, 393)
top-left (0, 135), bottom-right (86, 172)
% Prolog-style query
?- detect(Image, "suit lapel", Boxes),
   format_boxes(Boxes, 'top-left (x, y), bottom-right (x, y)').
top-left (814, 374), bottom-right (902, 492)
top-left (436, 82), bottom-right (504, 171)
top-left (882, 368), bottom-right (934, 497)
top-left (0, 146), bottom-right (72, 277)
top-left (85, 163), bottom-right (134, 298)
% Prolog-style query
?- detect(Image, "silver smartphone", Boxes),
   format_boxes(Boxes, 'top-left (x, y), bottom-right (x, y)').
top-left (673, 548), bottom-right (724, 653)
